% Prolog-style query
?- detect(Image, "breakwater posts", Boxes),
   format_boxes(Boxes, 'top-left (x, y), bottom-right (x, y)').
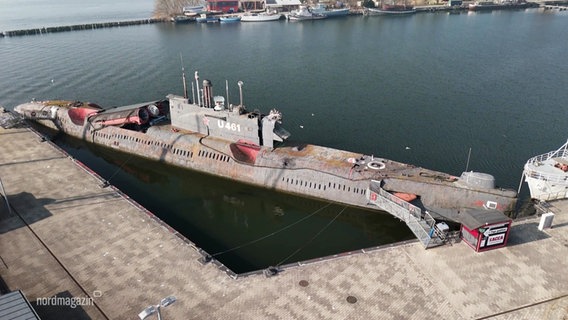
top-left (1, 18), bottom-right (166, 38)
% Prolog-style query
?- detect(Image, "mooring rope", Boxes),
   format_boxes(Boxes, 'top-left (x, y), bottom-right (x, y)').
top-left (101, 152), bottom-right (135, 188)
top-left (275, 205), bottom-right (347, 267)
top-left (210, 202), bottom-right (333, 258)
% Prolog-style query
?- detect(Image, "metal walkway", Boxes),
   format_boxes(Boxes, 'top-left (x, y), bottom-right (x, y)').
top-left (367, 180), bottom-right (445, 248)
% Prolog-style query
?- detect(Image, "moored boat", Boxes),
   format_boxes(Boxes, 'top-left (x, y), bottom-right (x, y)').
top-left (170, 15), bottom-right (196, 23)
top-left (183, 5), bottom-right (207, 16)
top-left (241, 11), bottom-right (282, 22)
top-left (14, 70), bottom-right (517, 224)
top-left (365, 4), bottom-right (416, 15)
top-left (523, 140), bottom-right (568, 201)
top-left (468, 0), bottom-right (530, 10)
top-left (310, 3), bottom-right (350, 17)
top-left (468, 1), bottom-right (498, 10)
top-left (196, 14), bottom-right (219, 23)
top-left (219, 16), bottom-right (241, 23)
top-left (288, 6), bottom-right (328, 20)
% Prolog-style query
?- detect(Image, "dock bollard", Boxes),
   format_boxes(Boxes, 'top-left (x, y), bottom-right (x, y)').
top-left (264, 266), bottom-right (280, 277)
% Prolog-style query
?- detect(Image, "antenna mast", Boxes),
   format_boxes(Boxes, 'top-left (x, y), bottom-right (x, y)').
top-left (179, 53), bottom-right (188, 99)
top-left (225, 80), bottom-right (230, 111)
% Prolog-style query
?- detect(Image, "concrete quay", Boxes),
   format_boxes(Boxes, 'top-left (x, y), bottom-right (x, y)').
top-left (1, 120), bottom-right (567, 319)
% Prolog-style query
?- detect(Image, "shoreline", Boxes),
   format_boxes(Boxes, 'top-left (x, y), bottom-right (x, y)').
top-left (0, 3), bottom-right (541, 38)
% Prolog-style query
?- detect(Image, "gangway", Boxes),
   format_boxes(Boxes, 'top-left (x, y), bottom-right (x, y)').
top-left (366, 180), bottom-right (447, 248)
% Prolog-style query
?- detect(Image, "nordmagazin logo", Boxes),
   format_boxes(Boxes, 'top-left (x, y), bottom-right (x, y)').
top-left (36, 295), bottom-right (94, 309)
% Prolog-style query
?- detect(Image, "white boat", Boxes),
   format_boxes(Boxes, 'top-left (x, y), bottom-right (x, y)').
top-left (310, 3), bottom-right (350, 17)
top-left (241, 11), bottom-right (282, 22)
top-left (183, 5), bottom-right (206, 16)
top-left (523, 140), bottom-right (568, 201)
top-left (364, 4), bottom-right (416, 15)
top-left (288, 6), bottom-right (328, 21)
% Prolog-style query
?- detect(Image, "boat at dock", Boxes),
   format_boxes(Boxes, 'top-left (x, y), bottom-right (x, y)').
top-left (468, 1), bottom-right (530, 11)
top-left (240, 11), bottom-right (282, 22)
top-left (14, 70), bottom-right (517, 226)
top-left (364, 3), bottom-right (417, 15)
top-left (183, 5), bottom-right (207, 16)
top-left (219, 16), bottom-right (241, 23)
top-left (522, 139), bottom-right (568, 201)
top-left (170, 15), bottom-right (196, 23)
top-left (288, 6), bottom-right (328, 21)
top-left (240, 0), bottom-right (282, 22)
top-left (196, 14), bottom-right (220, 23)
top-left (309, 3), bottom-right (351, 17)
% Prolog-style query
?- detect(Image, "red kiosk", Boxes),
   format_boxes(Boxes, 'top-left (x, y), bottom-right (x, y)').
top-left (460, 209), bottom-right (512, 252)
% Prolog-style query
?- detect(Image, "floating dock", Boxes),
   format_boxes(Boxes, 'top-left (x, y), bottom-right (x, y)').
top-left (1, 115), bottom-right (568, 319)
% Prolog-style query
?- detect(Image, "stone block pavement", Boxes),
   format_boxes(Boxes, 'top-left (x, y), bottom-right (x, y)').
top-left (0, 124), bottom-right (567, 319)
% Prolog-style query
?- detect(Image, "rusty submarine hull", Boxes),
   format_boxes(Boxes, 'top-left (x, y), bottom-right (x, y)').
top-left (14, 71), bottom-right (517, 224)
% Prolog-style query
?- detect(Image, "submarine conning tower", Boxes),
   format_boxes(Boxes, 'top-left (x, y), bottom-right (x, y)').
top-left (456, 171), bottom-right (496, 189)
top-left (167, 71), bottom-right (290, 149)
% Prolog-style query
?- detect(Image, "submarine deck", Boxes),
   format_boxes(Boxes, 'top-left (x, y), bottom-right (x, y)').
top-left (149, 122), bottom-right (461, 184)
top-left (1, 118), bottom-right (568, 319)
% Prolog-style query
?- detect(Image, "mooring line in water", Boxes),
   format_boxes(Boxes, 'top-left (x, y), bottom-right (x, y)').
top-left (274, 206), bottom-right (347, 268)
top-left (101, 153), bottom-right (136, 188)
top-left (209, 202), bottom-right (333, 259)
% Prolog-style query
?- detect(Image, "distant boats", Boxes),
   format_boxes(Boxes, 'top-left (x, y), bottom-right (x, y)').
top-left (468, 1), bottom-right (530, 10)
top-left (219, 16), bottom-right (241, 23)
top-left (288, 6), bottom-right (328, 21)
top-left (183, 5), bottom-right (207, 16)
top-left (241, 11), bottom-right (282, 22)
top-left (365, 4), bottom-right (416, 15)
top-left (170, 15), bottom-right (195, 23)
top-left (196, 14), bottom-right (219, 23)
top-left (310, 3), bottom-right (350, 17)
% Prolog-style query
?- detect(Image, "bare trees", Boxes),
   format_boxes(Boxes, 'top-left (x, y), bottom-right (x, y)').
top-left (153, 0), bottom-right (201, 18)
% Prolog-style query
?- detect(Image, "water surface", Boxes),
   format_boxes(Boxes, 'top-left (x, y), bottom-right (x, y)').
top-left (1, 7), bottom-right (567, 272)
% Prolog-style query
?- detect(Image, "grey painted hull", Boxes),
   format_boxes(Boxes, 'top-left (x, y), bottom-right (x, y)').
top-left (15, 100), bottom-right (518, 221)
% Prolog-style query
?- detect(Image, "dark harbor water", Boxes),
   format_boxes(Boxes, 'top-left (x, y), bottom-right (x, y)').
top-left (1, 3), bottom-right (567, 272)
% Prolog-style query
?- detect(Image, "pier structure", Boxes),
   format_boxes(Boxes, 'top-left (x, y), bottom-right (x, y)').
top-left (0, 19), bottom-right (165, 38)
top-left (527, 0), bottom-right (568, 8)
top-left (542, 3), bottom-right (568, 9)
top-left (1, 115), bottom-right (568, 319)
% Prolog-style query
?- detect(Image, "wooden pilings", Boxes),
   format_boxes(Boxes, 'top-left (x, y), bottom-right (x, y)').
top-left (1, 18), bottom-right (166, 38)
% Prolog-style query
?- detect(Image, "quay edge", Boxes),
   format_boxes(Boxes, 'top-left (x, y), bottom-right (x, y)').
top-left (1, 121), bottom-right (567, 319)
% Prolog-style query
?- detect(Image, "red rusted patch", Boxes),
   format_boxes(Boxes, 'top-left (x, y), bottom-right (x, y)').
top-left (230, 139), bottom-right (260, 164)
top-left (68, 107), bottom-right (99, 126)
top-left (473, 200), bottom-right (485, 207)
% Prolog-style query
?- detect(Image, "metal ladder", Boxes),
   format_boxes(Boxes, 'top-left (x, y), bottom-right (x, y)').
top-left (367, 180), bottom-right (446, 248)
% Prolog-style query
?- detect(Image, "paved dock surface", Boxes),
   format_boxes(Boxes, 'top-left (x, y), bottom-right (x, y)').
top-left (1, 122), bottom-right (567, 319)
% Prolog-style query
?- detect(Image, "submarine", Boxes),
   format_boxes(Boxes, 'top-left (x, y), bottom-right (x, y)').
top-left (14, 70), bottom-right (517, 225)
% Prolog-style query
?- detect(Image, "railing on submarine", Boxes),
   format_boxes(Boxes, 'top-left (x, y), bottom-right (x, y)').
top-left (366, 180), bottom-right (445, 248)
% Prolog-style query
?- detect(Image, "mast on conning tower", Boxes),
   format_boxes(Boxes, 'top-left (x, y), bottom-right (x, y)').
top-left (195, 71), bottom-right (201, 106)
top-left (180, 53), bottom-right (188, 100)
